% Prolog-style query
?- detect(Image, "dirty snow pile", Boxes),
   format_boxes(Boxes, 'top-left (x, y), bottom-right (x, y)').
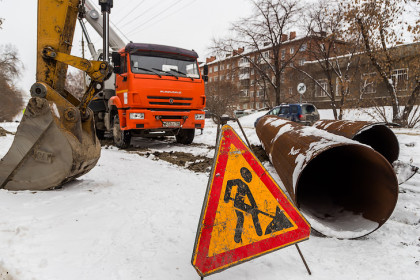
top-left (0, 109), bottom-right (419, 280)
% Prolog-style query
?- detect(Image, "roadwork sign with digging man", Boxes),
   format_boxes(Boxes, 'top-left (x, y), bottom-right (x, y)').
top-left (192, 125), bottom-right (311, 278)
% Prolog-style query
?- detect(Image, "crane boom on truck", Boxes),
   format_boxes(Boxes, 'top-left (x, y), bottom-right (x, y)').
top-left (79, 0), bottom-right (207, 148)
top-left (0, 0), bottom-right (113, 191)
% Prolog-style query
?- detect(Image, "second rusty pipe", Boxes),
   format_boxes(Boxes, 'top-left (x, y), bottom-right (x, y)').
top-left (256, 116), bottom-right (398, 239)
top-left (313, 120), bottom-right (399, 164)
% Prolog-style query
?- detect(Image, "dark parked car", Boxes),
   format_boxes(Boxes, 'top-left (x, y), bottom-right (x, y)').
top-left (254, 103), bottom-right (320, 127)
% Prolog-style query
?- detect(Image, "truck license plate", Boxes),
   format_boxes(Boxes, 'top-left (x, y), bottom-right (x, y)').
top-left (163, 121), bottom-right (180, 128)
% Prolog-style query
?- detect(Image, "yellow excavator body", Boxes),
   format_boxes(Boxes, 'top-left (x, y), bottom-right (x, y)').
top-left (0, 0), bottom-right (111, 191)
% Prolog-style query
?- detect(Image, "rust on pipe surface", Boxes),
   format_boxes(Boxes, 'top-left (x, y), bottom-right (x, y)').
top-left (256, 116), bottom-right (398, 239)
top-left (313, 120), bottom-right (399, 164)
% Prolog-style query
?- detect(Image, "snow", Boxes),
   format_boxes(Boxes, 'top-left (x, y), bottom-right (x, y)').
top-left (1, 108), bottom-right (419, 279)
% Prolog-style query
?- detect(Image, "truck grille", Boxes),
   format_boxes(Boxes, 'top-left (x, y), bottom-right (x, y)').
top-left (147, 96), bottom-right (192, 106)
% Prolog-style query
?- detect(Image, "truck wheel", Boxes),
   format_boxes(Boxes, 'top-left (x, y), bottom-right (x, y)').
top-left (96, 129), bottom-right (105, 140)
top-left (112, 115), bottom-right (131, 149)
top-left (176, 129), bottom-right (195, 145)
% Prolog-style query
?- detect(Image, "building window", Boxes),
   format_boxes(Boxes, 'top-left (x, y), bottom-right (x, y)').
top-left (299, 59), bottom-right (305, 66)
top-left (361, 72), bottom-right (377, 94)
top-left (250, 91), bottom-right (254, 97)
top-left (263, 51), bottom-right (270, 58)
top-left (256, 102), bottom-right (260, 109)
top-left (227, 64), bottom-right (230, 69)
top-left (251, 68), bottom-right (255, 75)
top-left (289, 87), bottom-right (293, 95)
top-left (220, 64), bottom-right (224, 70)
top-left (335, 77), bottom-right (341, 96)
top-left (281, 49), bottom-right (286, 60)
top-left (220, 75), bottom-right (224, 81)
top-left (299, 43), bottom-right (307, 51)
top-left (240, 57), bottom-right (248, 64)
top-left (281, 74), bottom-right (285, 83)
top-left (214, 65), bottom-right (218, 72)
top-left (290, 47), bottom-right (295, 54)
top-left (316, 79), bottom-right (328, 97)
top-left (209, 67), bottom-right (213, 73)
top-left (257, 91), bottom-right (263, 97)
top-left (241, 90), bottom-right (249, 97)
top-left (391, 68), bottom-right (408, 91)
top-left (209, 77), bottom-right (212, 82)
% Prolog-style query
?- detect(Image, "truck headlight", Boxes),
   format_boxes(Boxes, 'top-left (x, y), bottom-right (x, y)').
top-left (130, 113), bottom-right (145, 119)
top-left (195, 114), bottom-right (205, 120)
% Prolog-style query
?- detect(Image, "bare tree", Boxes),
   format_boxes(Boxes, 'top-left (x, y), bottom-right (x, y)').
top-left (205, 80), bottom-right (240, 119)
top-left (344, 0), bottom-right (420, 126)
top-left (293, 0), bottom-right (362, 120)
top-left (212, 0), bottom-right (306, 105)
top-left (65, 69), bottom-right (86, 100)
top-left (0, 45), bottom-right (25, 122)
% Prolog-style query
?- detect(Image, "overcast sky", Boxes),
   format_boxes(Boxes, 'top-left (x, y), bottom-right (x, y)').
top-left (0, 0), bottom-right (253, 94)
top-left (1, 0), bottom-right (418, 95)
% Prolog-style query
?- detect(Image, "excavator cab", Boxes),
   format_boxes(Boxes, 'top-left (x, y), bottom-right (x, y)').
top-left (0, 0), bottom-right (113, 191)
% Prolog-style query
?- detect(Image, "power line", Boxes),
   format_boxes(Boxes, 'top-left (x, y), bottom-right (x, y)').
top-left (127, 0), bottom-right (182, 34)
top-left (114, 0), bottom-right (146, 25)
top-left (125, 0), bottom-right (184, 36)
top-left (118, 1), bottom-right (168, 30)
top-left (128, 0), bottom-right (197, 37)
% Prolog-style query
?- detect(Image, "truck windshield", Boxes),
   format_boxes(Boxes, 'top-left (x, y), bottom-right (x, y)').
top-left (130, 54), bottom-right (200, 79)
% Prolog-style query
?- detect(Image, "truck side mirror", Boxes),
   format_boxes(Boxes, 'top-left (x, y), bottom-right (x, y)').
top-left (203, 64), bottom-right (209, 82)
top-left (112, 52), bottom-right (121, 74)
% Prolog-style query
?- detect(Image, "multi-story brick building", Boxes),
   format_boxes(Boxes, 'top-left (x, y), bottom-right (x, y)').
top-left (201, 31), bottom-right (342, 110)
top-left (201, 34), bottom-right (419, 113)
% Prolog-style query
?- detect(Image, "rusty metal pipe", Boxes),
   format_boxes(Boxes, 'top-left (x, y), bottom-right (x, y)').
top-left (313, 120), bottom-right (399, 164)
top-left (256, 116), bottom-right (398, 239)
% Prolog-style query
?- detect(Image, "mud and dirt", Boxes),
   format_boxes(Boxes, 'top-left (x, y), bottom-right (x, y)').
top-left (99, 136), bottom-right (269, 173)
top-left (135, 151), bottom-right (213, 173)
top-left (0, 126), bottom-right (14, 137)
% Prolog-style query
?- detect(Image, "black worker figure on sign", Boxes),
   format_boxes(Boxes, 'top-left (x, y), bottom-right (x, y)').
top-left (224, 167), bottom-right (262, 243)
top-left (224, 167), bottom-right (294, 244)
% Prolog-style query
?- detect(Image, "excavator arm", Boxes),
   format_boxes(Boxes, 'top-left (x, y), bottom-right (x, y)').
top-left (0, 0), bottom-right (113, 191)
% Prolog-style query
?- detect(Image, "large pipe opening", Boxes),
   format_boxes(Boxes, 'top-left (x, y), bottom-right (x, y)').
top-left (296, 145), bottom-right (398, 239)
top-left (352, 125), bottom-right (399, 163)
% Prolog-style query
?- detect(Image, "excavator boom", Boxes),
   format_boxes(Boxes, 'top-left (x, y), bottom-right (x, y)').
top-left (0, 0), bottom-right (112, 191)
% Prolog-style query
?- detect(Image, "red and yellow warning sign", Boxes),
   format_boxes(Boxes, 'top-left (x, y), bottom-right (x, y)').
top-left (191, 125), bottom-right (310, 277)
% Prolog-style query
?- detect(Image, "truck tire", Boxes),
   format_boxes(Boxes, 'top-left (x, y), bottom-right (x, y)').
top-left (112, 115), bottom-right (131, 149)
top-left (96, 129), bottom-right (105, 140)
top-left (176, 129), bottom-right (195, 145)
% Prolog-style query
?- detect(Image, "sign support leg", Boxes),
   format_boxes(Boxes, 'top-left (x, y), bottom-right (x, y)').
top-left (295, 244), bottom-right (311, 275)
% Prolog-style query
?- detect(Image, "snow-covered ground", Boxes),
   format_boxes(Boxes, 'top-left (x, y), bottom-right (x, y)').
top-left (0, 109), bottom-right (419, 280)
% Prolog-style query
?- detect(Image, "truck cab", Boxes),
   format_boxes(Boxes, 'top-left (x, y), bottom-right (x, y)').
top-left (90, 43), bottom-right (206, 148)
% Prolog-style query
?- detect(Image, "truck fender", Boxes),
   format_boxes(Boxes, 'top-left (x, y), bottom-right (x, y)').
top-left (109, 96), bottom-right (122, 108)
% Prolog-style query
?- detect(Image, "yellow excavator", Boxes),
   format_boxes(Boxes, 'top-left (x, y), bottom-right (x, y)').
top-left (0, 0), bottom-right (113, 191)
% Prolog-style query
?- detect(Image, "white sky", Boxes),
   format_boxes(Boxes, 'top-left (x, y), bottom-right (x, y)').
top-left (0, 0), bottom-right (253, 94)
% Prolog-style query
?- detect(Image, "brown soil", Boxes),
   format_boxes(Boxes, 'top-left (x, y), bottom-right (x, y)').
top-left (0, 126), bottom-right (14, 137)
top-left (102, 140), bottom-right (268, 173)
top-left (134, 150), bottom-right (213, 173)
top-left (250, 144), bottom-right (270, 163)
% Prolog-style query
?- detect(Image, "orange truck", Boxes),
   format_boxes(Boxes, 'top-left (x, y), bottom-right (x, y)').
top-left (81, 1), bottom-right (207, 148)
top-left (108, 43), bottom-right (206, 148)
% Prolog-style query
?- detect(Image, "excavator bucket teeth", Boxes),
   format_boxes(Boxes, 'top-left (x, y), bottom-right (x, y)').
top-left (0, 97), bottom-right (101, 191)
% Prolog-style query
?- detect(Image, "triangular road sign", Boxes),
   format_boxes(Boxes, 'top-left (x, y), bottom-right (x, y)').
top-left (192, 125), bottom-right (311, 277)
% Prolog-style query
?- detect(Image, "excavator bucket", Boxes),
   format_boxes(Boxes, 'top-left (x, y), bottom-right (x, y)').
top-left (0, 0), bottom-right (109, 191)
top-left (0, 97), bottom-right (100, 191)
